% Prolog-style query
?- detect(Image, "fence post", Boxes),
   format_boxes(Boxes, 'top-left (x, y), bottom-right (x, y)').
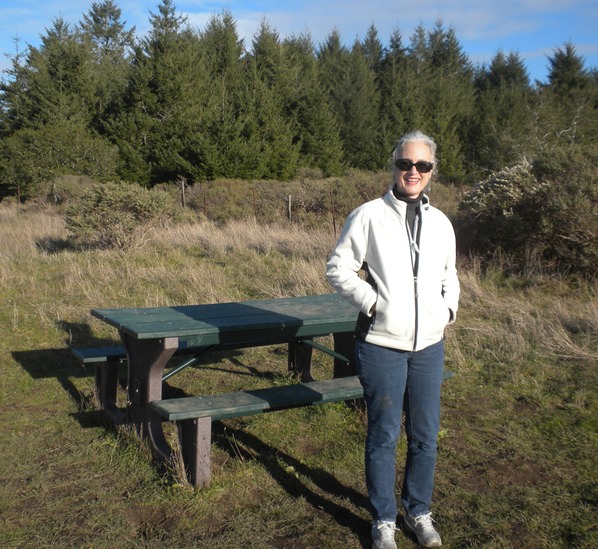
top-left (179, 176), bottom-right (187, 208)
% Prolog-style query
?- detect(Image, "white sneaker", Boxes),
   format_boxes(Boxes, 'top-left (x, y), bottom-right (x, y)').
top-left (403, 513), bottom-right (442, 547)
top-left (371, 521), bottom-right (397, 549)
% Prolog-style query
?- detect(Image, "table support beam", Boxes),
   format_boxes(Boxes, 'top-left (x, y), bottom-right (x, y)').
top-left (122, 334), bottom-right (179, 459)
top-left (333, 332), bottom-right (357, 378)
top-left (95, 361), bottom-right (124, 424)
top-left (287, 340), bottom-right (314, 381)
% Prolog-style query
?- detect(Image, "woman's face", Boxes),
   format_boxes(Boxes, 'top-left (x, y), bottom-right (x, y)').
top-left (393, 141), bottom-right (434, 199)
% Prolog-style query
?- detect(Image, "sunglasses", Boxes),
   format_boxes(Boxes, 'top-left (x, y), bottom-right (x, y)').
top-left (394, 159), bottom-right (434, 173)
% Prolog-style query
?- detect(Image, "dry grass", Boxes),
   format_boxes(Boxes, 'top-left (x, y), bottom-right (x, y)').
top-left (1, 202), bottom-right (596, 549)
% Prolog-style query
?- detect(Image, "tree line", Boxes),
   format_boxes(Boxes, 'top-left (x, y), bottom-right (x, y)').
top-left (0, 0), bottom-right (596, 199)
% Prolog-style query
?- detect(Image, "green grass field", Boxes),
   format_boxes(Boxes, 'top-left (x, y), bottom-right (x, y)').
top-left (0, 200), bottom-right (596, 548)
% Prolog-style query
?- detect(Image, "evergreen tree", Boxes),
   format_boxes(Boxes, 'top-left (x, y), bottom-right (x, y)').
top-left (110, 0), bottom-right (209, 184)
top-left (198, 11), bottom-right (249, 178)
top-left (201, 10), bottom-right (244, 79)
top-left (79, 0), bottom-right (135, 134)
top-left (241, 20), bottom-right (300, 179)
top-left (344, 40), bottom-right (383, 169)
top-left (80, 0), bottom-right (135, 62)
top-left (318, 30), bottom-right (381, 169)
top-left (0, 123), bottom-right (118, 199)
top-left (0, 17), bottom-right (119, 198)
top-left (419, 21), bottom-right (475, 181)
top-left (317, 29), bottom-right (350, 116)
top-left (362, 24), bottom-right (384, 78)
top-left (546, 42), bottom-right (591, 96)
top-left (12, 18), bottom-right (95, 129)
top-left (0, 39), bottom-right (29, 136)
top-left (535, 42), bottom-right (597, 149)
top-left (470, 50), bottom-right (533, 174)
top-left (283, 33), bottom-right (344, 175)
top-left (378, 27), bottom-right (413, 152)
top-left (402, 24), bottom-right (432, 131)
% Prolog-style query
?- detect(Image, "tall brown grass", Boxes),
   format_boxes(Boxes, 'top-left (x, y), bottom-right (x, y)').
top-left (1, 200), bottom-right (597, 548)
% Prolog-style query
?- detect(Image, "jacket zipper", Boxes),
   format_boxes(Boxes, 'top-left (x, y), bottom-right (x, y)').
top-left (413, 275), bottom-right (419, 350)
top-left (406, 213), bottom-right (421, 351)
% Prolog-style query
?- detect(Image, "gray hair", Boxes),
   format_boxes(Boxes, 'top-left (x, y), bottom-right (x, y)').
top-left (391, 130), bottom-right (437, 164)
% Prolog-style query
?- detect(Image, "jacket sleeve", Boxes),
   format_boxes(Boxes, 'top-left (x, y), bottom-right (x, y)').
top-left (326, 209), bottom-right (378, 316)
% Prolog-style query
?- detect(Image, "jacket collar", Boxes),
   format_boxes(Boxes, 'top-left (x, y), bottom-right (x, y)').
top-left (384, 189), bottom-right (430, 217)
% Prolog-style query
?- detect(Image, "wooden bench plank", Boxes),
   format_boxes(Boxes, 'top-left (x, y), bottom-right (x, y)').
top-left (150, 376), bottom-right (365, 421)
top-left (72, 346), bottom-right (127, 364)
top-left (150, 375), bottom-right (365, 488)
top-left (71, 342), bottom-right (209, 365)
top-left (151, 370), bottom-right (454, 422)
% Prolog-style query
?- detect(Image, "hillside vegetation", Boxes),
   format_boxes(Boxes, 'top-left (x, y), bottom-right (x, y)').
top-left (0, 182), bottom-right (596, 547)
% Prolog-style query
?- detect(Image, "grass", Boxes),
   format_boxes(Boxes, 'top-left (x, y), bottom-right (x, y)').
top-left (0, 194), bottom-right (597, 548)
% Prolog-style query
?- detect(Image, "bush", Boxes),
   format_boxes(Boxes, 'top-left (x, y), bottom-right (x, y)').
top-left (38, 175), bottom-right (97, 205)
top-left (65, 181), bottom-right (177, 250)
top-left (0, 124), bottom-right (119, 201)
top-left (456, 147), bottom-right (598, 278)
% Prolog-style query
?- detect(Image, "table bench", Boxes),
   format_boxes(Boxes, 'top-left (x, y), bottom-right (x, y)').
top-left (150, 371), bottom-right (454, 487)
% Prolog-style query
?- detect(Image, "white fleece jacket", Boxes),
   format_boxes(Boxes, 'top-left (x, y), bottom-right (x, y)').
top-left (326, 190), bottom-right (460, 352)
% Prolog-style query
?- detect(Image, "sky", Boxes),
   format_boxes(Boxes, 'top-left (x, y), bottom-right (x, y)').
top-left (0, 0), bottom-right (597, 84)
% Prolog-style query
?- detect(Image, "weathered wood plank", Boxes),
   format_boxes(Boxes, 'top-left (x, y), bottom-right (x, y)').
top-left (150, 376), bottom-right (364, 422)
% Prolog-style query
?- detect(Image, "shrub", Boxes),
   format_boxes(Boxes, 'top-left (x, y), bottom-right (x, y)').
top-left (65, 181), bottom-right (177, 250)
top-left (530, 146), bottom-right (598, 277)
top-left (0, 124), bottom-right (119, 201)
top-left (38, 175), bottom-right (97, 205)
top-left (457, 161), bottom-right (547, 252)
top-left (456, 147), bottom-right (598, 278)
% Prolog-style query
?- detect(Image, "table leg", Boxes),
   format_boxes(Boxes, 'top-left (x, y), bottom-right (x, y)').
top-left (288, 340), bottom-right (314, 381)
top-left (122, 334), bottom-right (178, 459)
top-left (333, 332), bottom-right (357, 378)
top-left (179, 417), bottom-right (212, 488)
top-left (95, 361), bottom-right (125, 424)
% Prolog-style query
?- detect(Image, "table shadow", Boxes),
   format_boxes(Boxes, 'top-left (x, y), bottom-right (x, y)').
top-left (213, 422), bottom-right (371, 546)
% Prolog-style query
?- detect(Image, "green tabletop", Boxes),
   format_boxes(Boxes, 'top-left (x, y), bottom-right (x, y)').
top-left (91, 293), bottom-right (358, 346)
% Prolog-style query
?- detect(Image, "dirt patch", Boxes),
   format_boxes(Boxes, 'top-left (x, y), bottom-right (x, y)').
top-left (458, 453), bottom-right (550, 493)
top-left (513, 395), bottom-right (541, 415)
top-left (124, 506), bottom-right (179, 538)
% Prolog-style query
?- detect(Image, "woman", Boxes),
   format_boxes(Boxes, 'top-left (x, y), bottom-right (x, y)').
top-left (326, 130), bottom-right (459, 549)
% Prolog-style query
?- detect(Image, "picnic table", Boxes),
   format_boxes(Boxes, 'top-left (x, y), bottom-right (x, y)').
top-left (84, 293), bottom-right (361, 486)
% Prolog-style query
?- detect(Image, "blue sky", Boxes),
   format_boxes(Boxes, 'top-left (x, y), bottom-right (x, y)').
top-left (0, 0), bottom-right (597, 84)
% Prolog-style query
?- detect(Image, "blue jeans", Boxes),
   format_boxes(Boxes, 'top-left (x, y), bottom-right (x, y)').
top-left (356, 338), bottom-right (445, 522)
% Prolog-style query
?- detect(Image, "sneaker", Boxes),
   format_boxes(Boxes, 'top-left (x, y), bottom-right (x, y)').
top-left (371, 521), bottom-right (397, 549)
top-left (403, 513), bottom-right (442, 548)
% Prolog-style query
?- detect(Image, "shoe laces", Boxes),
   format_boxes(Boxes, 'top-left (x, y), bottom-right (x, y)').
top-left (413, 513), bottom-right (436, 533)
top-left (375, 521), bottom-right (396, 538)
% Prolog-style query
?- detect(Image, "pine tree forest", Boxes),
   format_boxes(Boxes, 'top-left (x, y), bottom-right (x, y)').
top-left (0, 0), bottom-right (596, 199)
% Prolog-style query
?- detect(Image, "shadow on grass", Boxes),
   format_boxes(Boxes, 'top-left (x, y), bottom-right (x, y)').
top-left (213, 422), bottom-right (371, 546)
top-left (11, 347), bottom-right (98, 404)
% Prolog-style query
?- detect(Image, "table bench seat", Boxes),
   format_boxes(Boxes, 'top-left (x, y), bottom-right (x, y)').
top-left (72, 339), bottom-right (219, 365)
top-left (72, 346), bottom-right (128, 364)
top-left (151, 375), bottom-right (365, 422)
